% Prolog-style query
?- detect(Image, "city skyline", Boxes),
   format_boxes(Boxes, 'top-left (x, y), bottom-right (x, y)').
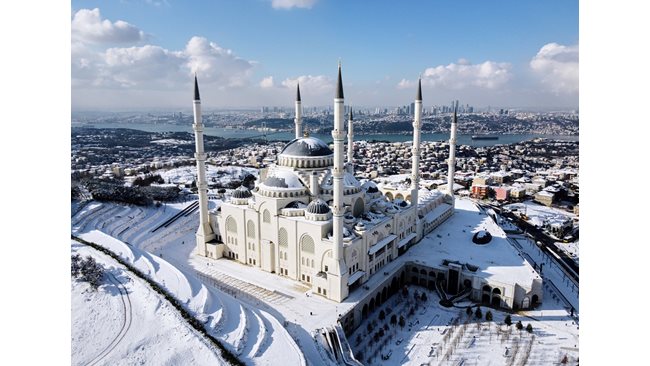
top-left (72, 0), bottom-right (578, 110)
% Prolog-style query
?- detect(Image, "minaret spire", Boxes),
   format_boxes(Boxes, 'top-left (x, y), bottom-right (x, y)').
top-left (330, 61), bottom-right (349, 301)
top-left (192, 75), bottom-right (215, 255)
top-left (294, 83), bottom-right (303, 139)
top-left (447, 100), bottom-right (458, 201)
top-left (194, 74), bottom-right (201, 101)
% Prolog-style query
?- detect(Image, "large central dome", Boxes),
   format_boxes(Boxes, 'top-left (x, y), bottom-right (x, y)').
top-left (280, 137), bottom-right (333, 157)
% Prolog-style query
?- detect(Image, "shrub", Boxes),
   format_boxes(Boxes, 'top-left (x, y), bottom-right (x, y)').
top-left (475, 307), bottom-right (483, 319)
top-left (516, 320), bottom-right (523, 331)
top-left (526, 323), bottom-right (533, 333)
top-left (486, 310), bottom-right (493, 321)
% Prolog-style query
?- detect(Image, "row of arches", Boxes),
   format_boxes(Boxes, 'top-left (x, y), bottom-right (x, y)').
top-left (360, 271), bottom-right (406, 320)
top-left (278, 156), bottom-right (333, 168)
top-left (258, 189), bottom-right (308, 198)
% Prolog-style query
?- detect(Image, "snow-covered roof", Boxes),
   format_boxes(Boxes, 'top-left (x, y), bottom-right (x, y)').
top-left (279, 137), bottom-right (333, 157)
top-left (347, 270), bottom-right (366, 285)
top-left (368, 234), bottom-right (397, 255)
top-left (261, 168), bottom-right (305, 190)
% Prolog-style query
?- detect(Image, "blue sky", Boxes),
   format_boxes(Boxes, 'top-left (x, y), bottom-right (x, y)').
top-left (71, 0), bottom-right (578, 110)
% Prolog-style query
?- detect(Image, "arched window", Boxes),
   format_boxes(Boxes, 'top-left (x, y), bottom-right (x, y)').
top-left (279, 228), bottom-right (288, 248)
top-left (352, 197), bottom-right (364, 217)
top-left (247, 220), bottom-right (255, 238)
top-left (301, 235), bottom-right (315, 254)
top-left (226, 216), bottom-right (237, 233)
top-left (263, 209), bottom-right (271, 223)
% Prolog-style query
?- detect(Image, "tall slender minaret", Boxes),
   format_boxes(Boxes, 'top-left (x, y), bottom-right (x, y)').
top-left (447, 101), bottom-right (458, 201)
top-left (294, 83), bottom-right (302, 139)
top-left (193, 75), bottom-right (215, 256)
top-left (410, 79), bottom-right (423, 207)
top-left (330, 62), bottom-right (349, 301)
top-left (347, 109), bottom-right (354, 168)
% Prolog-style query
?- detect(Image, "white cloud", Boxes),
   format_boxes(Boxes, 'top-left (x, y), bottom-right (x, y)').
top-left (72, 36), bottom-right (255, 90)
top-left (184, 36), bottom-right (255, 88)
top-left (72, 8), bottom-right (145, 44)
top-left (400, 59), bottom-right (512, 90)
top-left (530, 43), bottom-right (578, 94)
top-left (281, 75), bottom-right (332, 93)
top-left (269, 0), bottom-right (317, 10)
top-left (259, 76), bottom-right (275, 88)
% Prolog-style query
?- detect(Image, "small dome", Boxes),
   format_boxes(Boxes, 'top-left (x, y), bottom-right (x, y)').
top-left (232, 185), bottom-right (252, 199)
top-left (306, 199), bottom-right (331, 214)
top-left (472, 230), bottom-right (493, 245)
top-left (262, 169), bottom-right (304, 189)
top-left (280, 137), bottom-right (333, 157)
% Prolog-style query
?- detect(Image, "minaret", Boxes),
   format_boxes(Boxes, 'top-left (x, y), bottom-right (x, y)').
top-left (410, 79), bottom-right (423, 207)
top-left (447, 101), bottom-right (458, 201)
top-left (294, 83), bottom-right (302, 139)
top-left (193, 75), bottom-right (215, 256)
top-left (347, 109), bottom-right (354, 168)
top-left (330, 62), bottom-right (349, 301)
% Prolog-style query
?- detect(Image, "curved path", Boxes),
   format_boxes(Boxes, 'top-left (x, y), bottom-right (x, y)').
top-left (84, 272), bottom-right (133, 366)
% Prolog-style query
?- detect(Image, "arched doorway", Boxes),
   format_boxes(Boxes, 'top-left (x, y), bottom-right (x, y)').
top-left (352, 197), bottom-right (364, 217)
top-left (382, 287), bottom-right (388, 303)
top-left (362, 304), bottom-right (368, 319)
top-left (369, 298), bottom-right (375, 313)
top-left (375, 292), bottom-right (381, 306)
top-left (491, 295), bottom-right (501, 307)
top-left (481, 293), bottom-right (490, 304)
top-left (463, 279), bottom-right (472, 289)
top-left (532, 294), bottom-right (539, 305)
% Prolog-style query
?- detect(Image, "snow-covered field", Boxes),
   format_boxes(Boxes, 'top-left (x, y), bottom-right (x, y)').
top-left (71, 200), bottom-right (306, 366)
top-left (71, 241), bottom-right (226, 366)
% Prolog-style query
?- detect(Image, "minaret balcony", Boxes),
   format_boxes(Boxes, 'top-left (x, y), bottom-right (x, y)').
top-left (192, 123), bottom-right (204, 132)
top-left (194, 152), bottom-right (207, 160)
top-left (331, 130), bottom-right (346, 140)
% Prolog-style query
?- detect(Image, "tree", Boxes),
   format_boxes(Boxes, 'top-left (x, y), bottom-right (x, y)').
top-left (71, 254), bottom-right (82, 277)
top-left (402, 286), bottom-right (409, 297)
top-left (526, 323), bottom-right (533, 333)
top-left (367, 323), bottom-right (373, 334)
top-left (399, 316), bottom-right (406, 329)
top-left (421, 292), bottom-right (428, 302)
top-left (475, 307), bottom-right (483, 319)
top-left (390, 314), bottom-right (397, 325)
top-left (466, 307), bottom-right (473, 316)
top-left (485, 310), bottom-right (493, 321)
top-left (77, 255), bottom-right (105, 290)
top-left (504, 314), bottom-right (512, 326)
top-left (379, 310), bottom-right (386, 321)
top-left (516, 321), bottom-right (523, 331)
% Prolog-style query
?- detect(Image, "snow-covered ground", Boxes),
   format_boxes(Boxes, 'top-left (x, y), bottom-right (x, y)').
top-left (72, 201), bottom-right (305, 366)
top-left (158, 165), bottom-right (258, 186)
top-left (71, 241), bottom-right (226, 366)
top-left (347, 285), bottom-right (579, 365)
top-left (503, 201), bottom-right (579, 262)
top-left (71, 196), bottom-right (579, 365)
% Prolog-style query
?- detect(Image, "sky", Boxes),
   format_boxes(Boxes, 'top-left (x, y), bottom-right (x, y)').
top-left (71, 0), bottom-right (579, 110)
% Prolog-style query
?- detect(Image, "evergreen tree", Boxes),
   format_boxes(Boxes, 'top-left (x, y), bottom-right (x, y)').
top-left (486, 310), bottom-right (493, 321)
top-left (466, 307), bottom-right (473, 316)
top-left (71, 254), bottom-right (82, 277)
top-left (399, 316), bottom-right (406, 329)
top-left (379, 310), bottom-right (386, 321)
top-left (504, 314), bottom-right (512, 326)
top-left (390, 314), bottom-right (397, 325)
top-left (526, 323), bottom-right (533, 333)
top-left (475, 307), bottom-right (483, 319)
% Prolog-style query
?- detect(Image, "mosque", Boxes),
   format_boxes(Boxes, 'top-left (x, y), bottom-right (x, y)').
top-left (190, 65), bottom-right (542, 314)
top-left (190, 65), bottom-right (454, 302)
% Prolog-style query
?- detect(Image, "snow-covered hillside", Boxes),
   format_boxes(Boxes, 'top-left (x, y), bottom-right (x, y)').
top-left (71, 241), bottom-right (227, 366)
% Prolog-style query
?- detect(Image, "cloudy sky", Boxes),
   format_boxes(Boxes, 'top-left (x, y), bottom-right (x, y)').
top-left (71, 0), bottom-right (578, 110)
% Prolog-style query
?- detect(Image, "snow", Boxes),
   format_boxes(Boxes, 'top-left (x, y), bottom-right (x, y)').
top-left (368, 234), bottom-right (398, 255)
top-left (72, 202), bottom-right (306, 366)
top-left (262, 167), bottom-right (305, 189)
top-left (347, 284), bottom-right (579, 365)
top-left (159, 165), bottom-right (258, 186)
top-left (71, 241), bottom-right (227, 366)
top-left (348, 271), bottom-right (366, 285)
top-left (406, 198), bottom-right (540, 287)
top-left (150, 138), bottom-right (192, 145)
